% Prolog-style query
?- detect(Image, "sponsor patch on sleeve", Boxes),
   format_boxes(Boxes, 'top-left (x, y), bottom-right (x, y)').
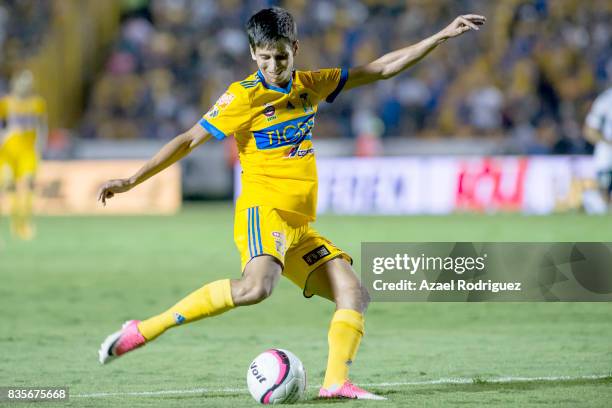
top-left (205, 91), bottom-right (235, 119)
top-left (302, 245), bottom-right (331, 266)
top-left (216, 91), bottom-right (235, 109)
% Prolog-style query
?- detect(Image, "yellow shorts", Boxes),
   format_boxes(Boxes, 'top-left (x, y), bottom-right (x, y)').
top-left (234, 206), bottom-right (352, 297)
top-left (0, 133), bottom-right (38, 180)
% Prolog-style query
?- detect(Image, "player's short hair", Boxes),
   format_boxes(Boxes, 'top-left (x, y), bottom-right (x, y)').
top-left (246, 7), bottom-right (297, 50)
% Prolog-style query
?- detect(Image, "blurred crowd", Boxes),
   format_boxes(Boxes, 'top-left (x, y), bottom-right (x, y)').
top-left (75, 0), bottom-right (610, 153)
top-left (0, 0), bottom-right (51, 93)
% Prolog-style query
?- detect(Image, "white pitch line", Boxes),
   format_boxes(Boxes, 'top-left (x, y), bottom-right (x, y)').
top-left (73, 373), bottom-right (610, 398)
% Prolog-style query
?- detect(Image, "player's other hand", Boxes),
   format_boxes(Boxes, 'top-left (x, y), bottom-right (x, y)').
top-left (97, 178), bottom-right (133, 206)
top-left (439, 15), bottom-right (486, 40)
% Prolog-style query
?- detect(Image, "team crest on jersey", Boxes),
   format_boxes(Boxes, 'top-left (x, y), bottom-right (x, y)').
top-left (206, 106), bottom-right (220, 118)
top-left (299, 93), bottom-right (314, 113)
top-left (263, 103), bottom-right (277, 121)
top-left (272, 231), bottom-right (286, 256)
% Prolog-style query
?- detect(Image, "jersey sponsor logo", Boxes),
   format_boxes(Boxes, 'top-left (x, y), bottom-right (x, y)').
top-left (205, 91), bottom-right (235, 119)
top-left (253, 113), bottom-right (315, 150)
top-left (285, 143), bottom-right (315, 158)
top-left (263, 103), bottom-right (276, 121)
top-left (215, 92), bottom-right (235, 109)
top-left (302, 245), bottom-right (331, 266)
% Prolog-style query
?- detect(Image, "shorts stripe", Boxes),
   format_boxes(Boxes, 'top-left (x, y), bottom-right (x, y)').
top-left (251, 208), bottom-right (257, 256)
top-left (250, 207), bottom-right (260, 256)
top-left (255, 207), bottom-right (263, 254)
top-left (247, 208), bottom-right (254, 258)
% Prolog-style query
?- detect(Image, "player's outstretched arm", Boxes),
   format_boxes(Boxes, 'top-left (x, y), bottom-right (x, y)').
top-left (344, 14), bottom-right (486, 90)
top-left (97, 123), bottom-right (212, 205)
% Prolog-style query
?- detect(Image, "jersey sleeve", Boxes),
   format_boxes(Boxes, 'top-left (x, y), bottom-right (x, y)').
top-left (308, 68), bottom-right (349, 104)
top-left (199, 84), bottom-right (251, 140)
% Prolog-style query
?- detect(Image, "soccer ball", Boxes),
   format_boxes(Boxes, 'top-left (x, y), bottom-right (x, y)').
top-left (247, 348), bottom-right (306, 404)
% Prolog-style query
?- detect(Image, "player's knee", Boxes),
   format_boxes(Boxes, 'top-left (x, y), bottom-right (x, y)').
top-left (26, 177), bottom-right (35, 190)
top-left (232, 277), bottom-right (275, 305)
top-left (335, 281), bottom-right (370, 312)
top-left (248, 283), bottom-right (273, 304)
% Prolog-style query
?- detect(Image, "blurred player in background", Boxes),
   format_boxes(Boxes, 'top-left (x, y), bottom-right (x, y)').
top-left (0, 91), bottom-right (5, 247)
top-left (0, 70), bottom-right (47, 240)
top-left (583, 87), bottom-right (612, 213)
top-left (97, 7), bottom-right (484, 400)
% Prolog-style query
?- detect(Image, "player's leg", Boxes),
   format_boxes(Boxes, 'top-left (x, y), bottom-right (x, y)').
top-left (13, 174), bottom-right (36, 240)
top-left (99, 206), bottom-right (288, 364)
top-left (138, 254), bottom-right (282, 340)
top-left (283, 230), bottom-right (384, 400)
top-left (0, 159), bottom-right (5, 248)
top-left (6, 178), bottom-right (18, 238)
top-left (15, 147), bottom-right (38, 239)
top-left (2, 137), bottom-right (23, 239)
top-left (99, 255), bottom-right (283, 364)
top-left (598, 169), bottom-right (612, 210)
top-left (306, 258), bottom-right (383, 399)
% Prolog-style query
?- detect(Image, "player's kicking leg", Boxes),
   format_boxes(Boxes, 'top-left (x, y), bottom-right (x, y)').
top-left (13, 175), bottom-right (36, 240)
top-left (99, 255), bottom-right (282, 364)
top-left (306, 257), bottom-right (386, 400)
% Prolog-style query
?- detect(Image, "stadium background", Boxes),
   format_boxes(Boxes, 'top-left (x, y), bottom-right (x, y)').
top-left (1, 1), bottom-right (611, 407)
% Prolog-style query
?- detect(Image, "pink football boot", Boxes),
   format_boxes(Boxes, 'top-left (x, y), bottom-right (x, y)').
top-left (98, 320), bottom-right (146, 364)
top-left (319, 380), bottom-right (386, 400)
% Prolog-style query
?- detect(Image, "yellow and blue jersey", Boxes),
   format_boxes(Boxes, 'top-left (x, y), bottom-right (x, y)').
top-left (200, 68), bottom-right (348, 221)
top-left (0, 94), bottom-right (46, 144)
top-left (0, 94), bottom-right (46, 179)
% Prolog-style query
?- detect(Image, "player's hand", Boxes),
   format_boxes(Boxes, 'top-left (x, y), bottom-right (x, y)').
top-left (438, 15), bottom-right (486, 40)
top-left (97, 178), bottom-right (133, 206)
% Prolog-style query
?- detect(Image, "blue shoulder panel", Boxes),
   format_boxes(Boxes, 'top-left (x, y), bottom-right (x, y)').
top-left (325, 68), bottom-right (349, 103)
top-left (199, 119), bottom-right (226, 140)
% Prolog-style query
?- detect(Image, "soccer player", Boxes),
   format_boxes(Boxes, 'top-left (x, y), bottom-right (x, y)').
top-left (98, 8), bottom-right (485, 399)
top-left (584, 87), bottom-right (612, 213)
top-left (0, 70), bottom-right (47, 240)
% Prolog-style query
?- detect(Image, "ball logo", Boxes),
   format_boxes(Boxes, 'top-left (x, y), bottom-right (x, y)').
top-left (250, 362), bottom-right (267, 383)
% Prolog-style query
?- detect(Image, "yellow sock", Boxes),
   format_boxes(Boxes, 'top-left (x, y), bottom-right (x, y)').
top-left (137, 279), bottom-right (234, 341)
top-left (322, 309), bottom-right (365, 389)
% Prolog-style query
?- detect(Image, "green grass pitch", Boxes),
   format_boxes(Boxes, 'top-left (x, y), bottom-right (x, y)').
top-left (1, 204), bottom-right (611, 407)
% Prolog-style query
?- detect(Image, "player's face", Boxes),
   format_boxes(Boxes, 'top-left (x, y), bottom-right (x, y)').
top-left (251, 40), bottom-right (298, 88)
top-left (12, 70), bottom-right (34, 97)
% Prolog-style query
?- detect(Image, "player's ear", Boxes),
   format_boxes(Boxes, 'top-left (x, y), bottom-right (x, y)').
top-left (292, 40), bottom-right (299, 57)
top-left (250, 46), bottom-right (257, 61)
